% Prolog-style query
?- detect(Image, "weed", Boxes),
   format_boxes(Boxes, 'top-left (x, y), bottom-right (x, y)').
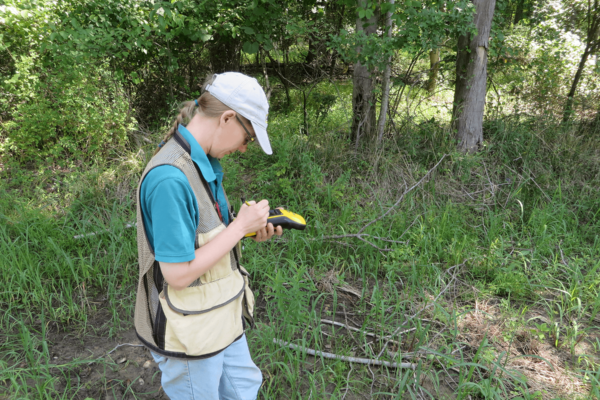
top-left (1, 79), bottom-right (599, 398)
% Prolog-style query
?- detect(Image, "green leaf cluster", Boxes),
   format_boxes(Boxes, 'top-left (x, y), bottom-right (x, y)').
top-left (0, 0), bottom-right (135, 165)
top-left (329, 0), bottom-right (476, 73)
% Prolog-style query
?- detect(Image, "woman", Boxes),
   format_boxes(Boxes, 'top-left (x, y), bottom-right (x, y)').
top-left (133, 72), bottom-right (281, 399)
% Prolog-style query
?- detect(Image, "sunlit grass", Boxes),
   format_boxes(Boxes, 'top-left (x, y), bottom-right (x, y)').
top-left (1, 78), bottom-right (599, 398)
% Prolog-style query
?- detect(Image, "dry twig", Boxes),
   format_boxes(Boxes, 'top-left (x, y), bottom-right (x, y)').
top-left (320, 318), bottom-right (408, 347)
top-left (274, 339), bottom-right (416, 369)
top-left (318, 155), bottom-right (447, 251)
top-left (376, 262), bottom-right (463, 360)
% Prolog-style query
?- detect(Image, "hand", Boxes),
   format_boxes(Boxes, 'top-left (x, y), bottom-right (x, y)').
top-left (252, 222), bottom-right (283, 242)
top-left (235, 200), bottom-right (269, 236)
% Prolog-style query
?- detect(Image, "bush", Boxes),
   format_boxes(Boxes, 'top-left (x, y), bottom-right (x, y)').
top-left (0, 1), bottom-right (136, 166)
top-left (1, 58), bottom-right (135, 165)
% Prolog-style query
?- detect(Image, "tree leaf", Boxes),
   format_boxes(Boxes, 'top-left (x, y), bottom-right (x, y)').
top-left (242, 41), bottom-right (259, 54)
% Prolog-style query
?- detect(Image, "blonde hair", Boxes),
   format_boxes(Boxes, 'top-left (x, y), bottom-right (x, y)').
top-left (154, 74), bottom-right (249, 155)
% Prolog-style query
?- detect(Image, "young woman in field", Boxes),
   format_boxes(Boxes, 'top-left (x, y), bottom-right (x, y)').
top-left (133, 72), bottom-right (281, 399)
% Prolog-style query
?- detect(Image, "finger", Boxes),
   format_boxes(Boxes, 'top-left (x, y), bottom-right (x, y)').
top-left (258, 199), bottom-right (269, 209)
top-left (276, 225), bottom-right (283, 236)
top-left (248, 200), bottom-right (257, 205)
top-left (255, 227), bottom-right (267, 242)
top-left (266, 223), bottom-right (275, 239)
top-left (255, 227), bottom-right (262, 242)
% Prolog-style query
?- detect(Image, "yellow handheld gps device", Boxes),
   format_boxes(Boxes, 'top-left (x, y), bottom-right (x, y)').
top-left (245, 208), bottom-right (307, 238)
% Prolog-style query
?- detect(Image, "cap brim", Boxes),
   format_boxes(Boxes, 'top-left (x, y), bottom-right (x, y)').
top-left (251, 121), bottom-right (272, 155)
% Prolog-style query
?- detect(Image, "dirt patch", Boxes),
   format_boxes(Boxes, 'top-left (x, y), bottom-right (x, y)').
top-left (48, 327), bottom-right (165, 399)
top-left (28, 273), bottom-right (599, 399)
top-left (457, 300), bottom-right (596, 399)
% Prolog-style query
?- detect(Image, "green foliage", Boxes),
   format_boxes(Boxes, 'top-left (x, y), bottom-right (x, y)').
top-left (1, 61), bottom-right (134, 164)
top-left (486, 0), bottom-right (600, 118)
top-left (311, 92), bottom-right (337, 126)
top-left (1, 87), bottom-right (600, 397)
top-left (0, 1), bottom-right (135, 165)
top-left (330, 0), bottom-right (476, 72)
top-left (1, 0), bottom-right (600, 397)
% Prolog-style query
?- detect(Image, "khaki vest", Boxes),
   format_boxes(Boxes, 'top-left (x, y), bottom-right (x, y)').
top-left (134, 130), bottom-right (255, 359)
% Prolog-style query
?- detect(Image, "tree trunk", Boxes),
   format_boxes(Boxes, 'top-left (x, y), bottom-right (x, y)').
top-left (563, 0), bottom-right (600, 121)
top-left (208, 33), bottom-right (241, 73)
top-left (452, 34), bottom-right (470, 120)
top-left (260, 49), bottom-right (272, 100)
top-left (563, 48), bottom-right (591, 122)
top-left (305, 34), bottom-right (317, 65)
top-left (513, 0), bottom-right (525, 25)
top-left (377, 0), bottom-right (395, 144)
top-left (352, 0), bottom-right (378, 145)
top-left (329, 4), bottom-right (346, 77)
top-left (453, 0), bottom-right (496, 153)
top-left (266, 50), bottom-right (291, 107)
top-left (426, 49), bottom-right (440, 94)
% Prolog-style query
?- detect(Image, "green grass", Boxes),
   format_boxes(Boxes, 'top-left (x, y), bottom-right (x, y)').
top-left (1, 80), bottom-right (599, 398)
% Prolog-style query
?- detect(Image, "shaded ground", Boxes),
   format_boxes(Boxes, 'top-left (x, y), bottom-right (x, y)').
top-left (33, 276), bottom-right (600, 399)
top-left (48, 327), bottom-right (165, 400)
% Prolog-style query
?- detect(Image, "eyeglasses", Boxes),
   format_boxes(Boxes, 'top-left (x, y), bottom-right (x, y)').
top-left (236, 115), bottom-right (255, 146)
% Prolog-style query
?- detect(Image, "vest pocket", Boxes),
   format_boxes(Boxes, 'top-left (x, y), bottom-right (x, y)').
top-left (159, 270), bottom-right (246, 355)
top-left (165, 269), bottom-right (245, 314)
top-left (158, 290), bottom-right (244, 355)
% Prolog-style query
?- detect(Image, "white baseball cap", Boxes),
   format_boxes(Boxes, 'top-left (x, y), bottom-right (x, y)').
top-left (205, 72), bottom-right (272, 155)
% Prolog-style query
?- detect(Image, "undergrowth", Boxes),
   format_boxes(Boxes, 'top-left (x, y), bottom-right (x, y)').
top-left (0, 84), bottom-right (599, 399)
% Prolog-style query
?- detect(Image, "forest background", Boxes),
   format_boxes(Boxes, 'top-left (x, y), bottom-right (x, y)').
top-left (1, 0), bottom-right (600, 399)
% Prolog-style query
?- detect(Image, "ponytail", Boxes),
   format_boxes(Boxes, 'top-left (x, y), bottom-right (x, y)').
top-left (154, 74), bottom-right (250, 155)
top-left (153, 100), bottom-right (197, 155)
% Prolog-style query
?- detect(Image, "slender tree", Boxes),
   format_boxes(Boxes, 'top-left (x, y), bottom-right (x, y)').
top-left (351, 0), bottom-right (378, 145)
top-left (377, 0), bottom-right (395, 144)
top-left (562, 0), bottom-right (600, 122)
top-left (453, 0), bottom-right (496, 153)
top-left (426, 48), bottom-right (441, 93)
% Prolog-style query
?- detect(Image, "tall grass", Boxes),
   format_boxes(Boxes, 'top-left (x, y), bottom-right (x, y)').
top-left (1, 80), bottom-right (599, 398)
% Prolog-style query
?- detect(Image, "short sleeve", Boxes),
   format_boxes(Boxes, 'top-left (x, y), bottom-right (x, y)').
top-left (140, 165), bottom-right (199, 263)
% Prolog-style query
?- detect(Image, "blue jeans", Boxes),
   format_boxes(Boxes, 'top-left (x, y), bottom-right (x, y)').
top-left (151, 334), bottom-right (262, 400)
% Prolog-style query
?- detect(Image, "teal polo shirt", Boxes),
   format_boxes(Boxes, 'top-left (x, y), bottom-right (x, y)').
top-left (140, 125), bottom-right (230, 263)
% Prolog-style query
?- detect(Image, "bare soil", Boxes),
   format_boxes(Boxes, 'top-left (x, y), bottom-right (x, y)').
top-left (48, 326), bottom-right (165, 400)
top-left (39, 277), bottom-right (600, 399)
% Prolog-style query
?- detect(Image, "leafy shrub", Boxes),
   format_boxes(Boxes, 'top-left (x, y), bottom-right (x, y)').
top-left (0, 1), bottom-right (135, 166)
top-left (1, 57), bottom-right (135, 165)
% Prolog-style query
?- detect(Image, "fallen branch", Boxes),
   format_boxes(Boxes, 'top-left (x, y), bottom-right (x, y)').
top-left (359, 154), bottom-right (447, 235)
top-left (320, 319), bottom-right (414, 346)
top-left (107, 342), bottom-right (145, 355)
top-left (273, 339), bottom-right (416, 369)
top-left (86, 342), bottom-right (145, 366)
top-left (316, 155), bottom-right (447, 252)
top-left (302, 233), bottom-right (405, 252)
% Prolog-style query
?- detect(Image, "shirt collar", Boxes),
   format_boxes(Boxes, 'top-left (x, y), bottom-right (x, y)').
top-left (177, 124), bottom-right (216, 183)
